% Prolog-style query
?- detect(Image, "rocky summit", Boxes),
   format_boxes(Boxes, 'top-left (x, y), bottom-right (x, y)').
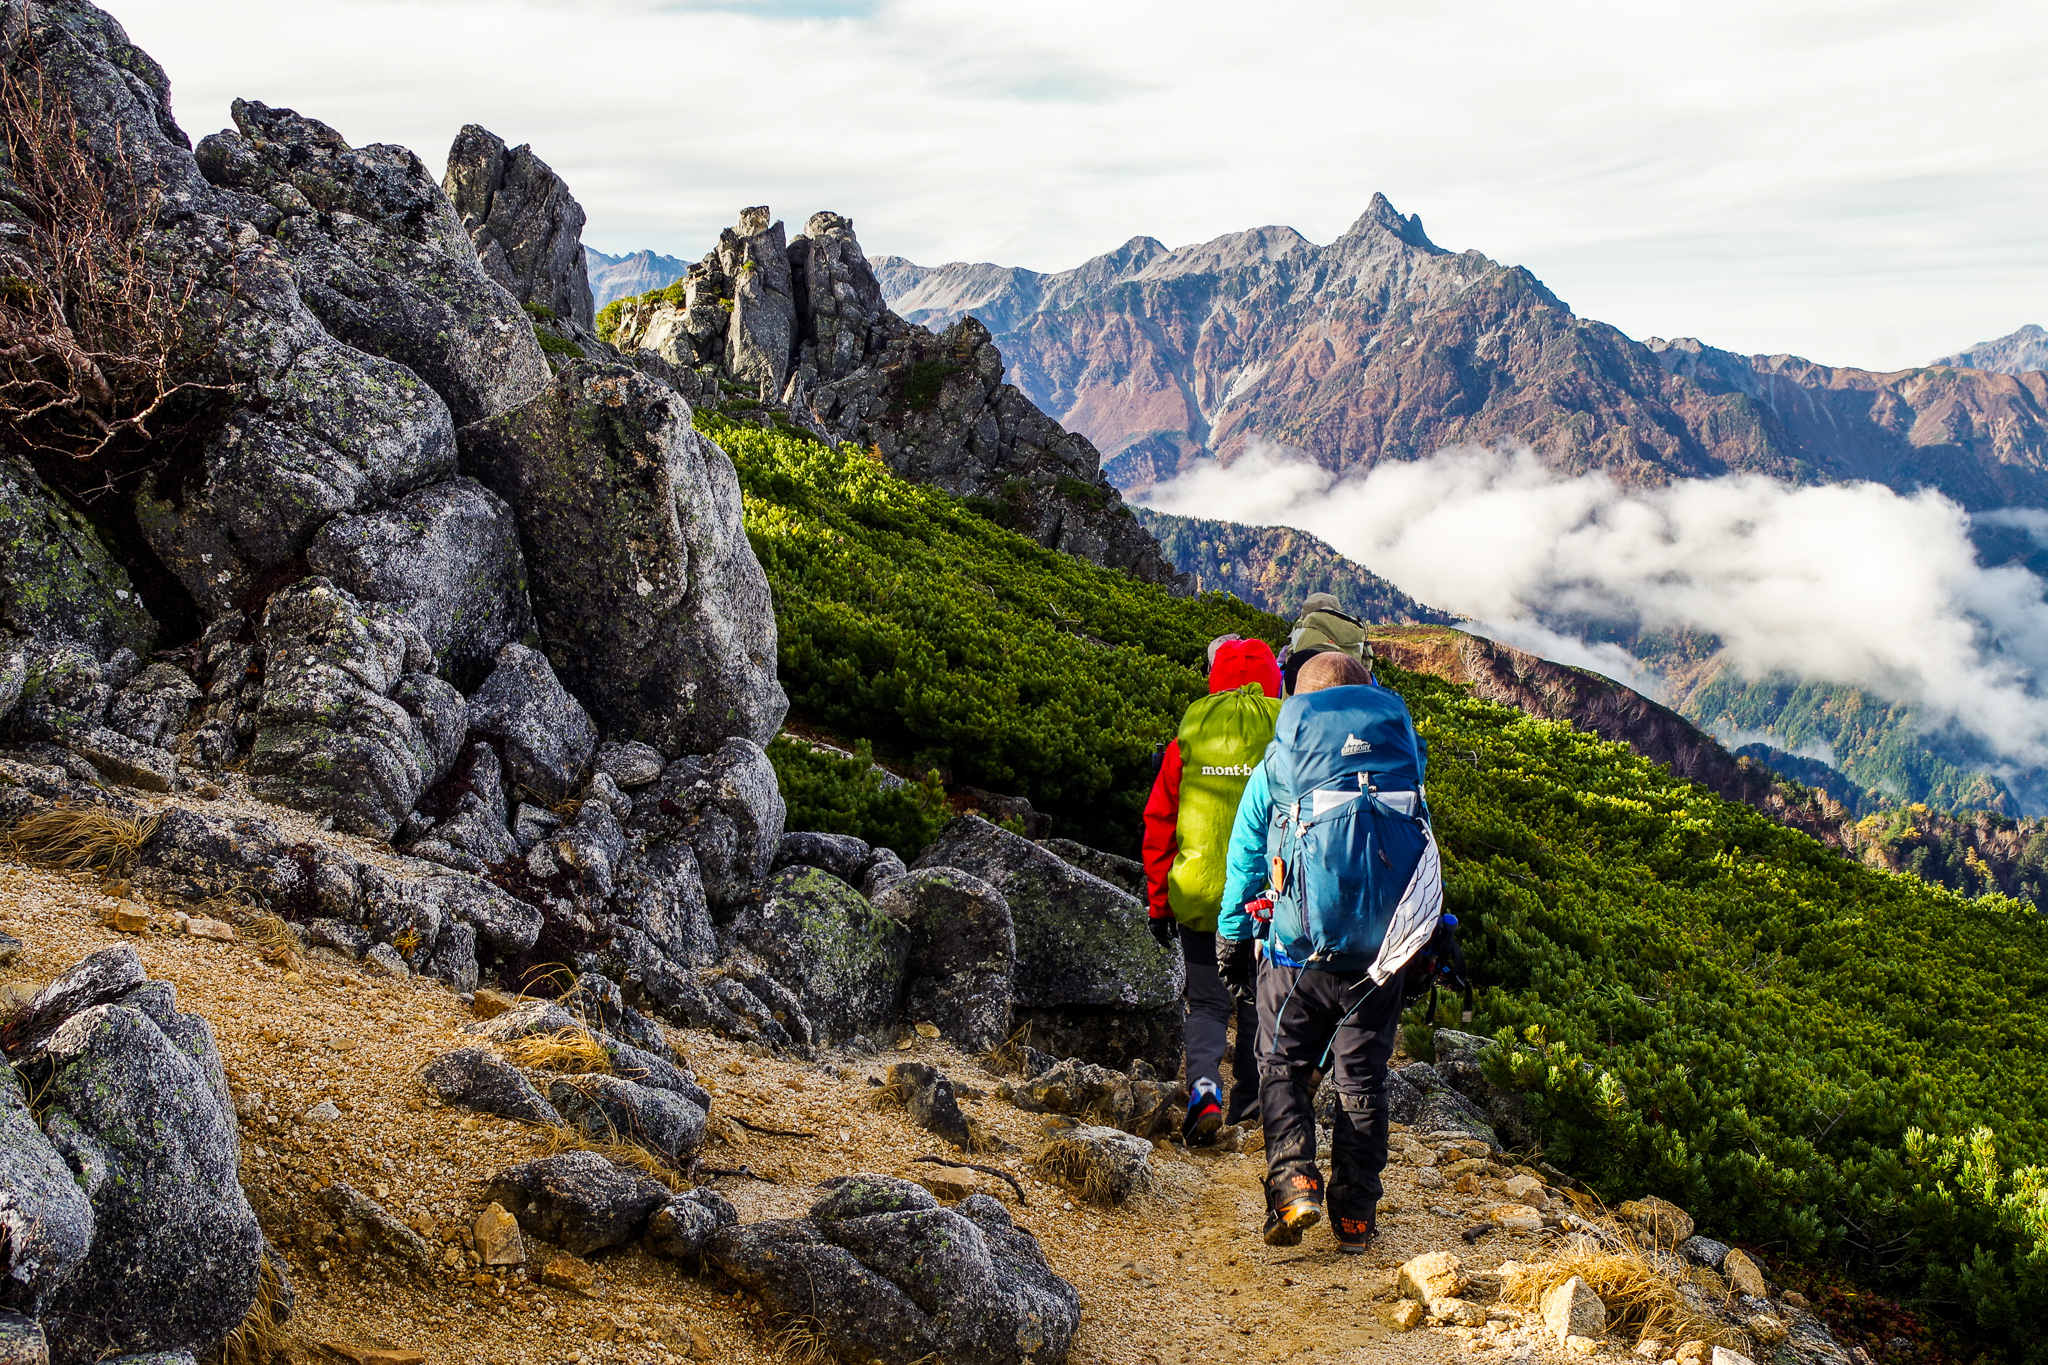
top-left (878, 194), bottom-right (2048, 510)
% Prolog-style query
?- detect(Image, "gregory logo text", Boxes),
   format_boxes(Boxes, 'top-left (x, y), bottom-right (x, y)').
top-left (1340, 734), bottom-right (1372, 756)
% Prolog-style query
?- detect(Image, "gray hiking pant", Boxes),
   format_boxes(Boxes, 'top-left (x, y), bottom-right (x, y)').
top-left (1182, 928), bottom-right (1260, 1121)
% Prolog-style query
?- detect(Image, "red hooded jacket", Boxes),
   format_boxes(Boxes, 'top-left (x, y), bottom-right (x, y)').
top-left (1142, 638), bottom-right (1283, 920)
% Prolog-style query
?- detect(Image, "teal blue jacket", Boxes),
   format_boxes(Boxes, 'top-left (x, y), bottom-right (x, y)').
top-left (1218, 760), bottom-right (1273, 944)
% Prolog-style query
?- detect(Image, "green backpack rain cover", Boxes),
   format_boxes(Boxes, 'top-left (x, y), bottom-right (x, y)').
top-left (1169, 683), bottom-right (1282, 931)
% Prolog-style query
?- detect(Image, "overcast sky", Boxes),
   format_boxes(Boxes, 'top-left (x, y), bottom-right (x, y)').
top-left (116, 0), bottom-right (2046, 371)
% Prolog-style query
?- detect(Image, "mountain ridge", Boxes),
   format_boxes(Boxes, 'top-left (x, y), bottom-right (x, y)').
top-left (873, 195), bottom-right (2048, 512)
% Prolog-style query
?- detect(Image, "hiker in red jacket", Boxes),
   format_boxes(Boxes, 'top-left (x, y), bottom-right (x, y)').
top-left (1143, 635), bottom-right (1283, 1143)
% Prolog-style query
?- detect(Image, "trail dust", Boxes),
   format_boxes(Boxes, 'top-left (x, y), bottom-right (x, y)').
top-left (0, 852), bottom-right (1582, 1365)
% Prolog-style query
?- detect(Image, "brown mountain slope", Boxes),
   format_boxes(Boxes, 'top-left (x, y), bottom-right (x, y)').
top-left (875, 197), bottom-right (2048, 509)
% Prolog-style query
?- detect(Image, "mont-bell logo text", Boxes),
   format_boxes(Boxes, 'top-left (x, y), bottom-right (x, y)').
top-left (1341, 733), bottom-right (1373, 756)
top-left (1199, 763), bottom-right (1256, 777)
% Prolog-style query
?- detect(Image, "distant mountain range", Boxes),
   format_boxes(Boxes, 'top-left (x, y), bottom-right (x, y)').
top-left (873, 195), bottom-right (2048, 511)
top-left (1131, 508), bottom-right (1455, 626)
top-left (1936, 323), bottom-right (2048, 375)
top-left (585, 247), bottom-right (686, 309)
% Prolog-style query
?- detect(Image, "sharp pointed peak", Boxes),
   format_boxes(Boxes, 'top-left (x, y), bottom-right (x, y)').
top-left (1340, 193), bottom-right (1440, 252)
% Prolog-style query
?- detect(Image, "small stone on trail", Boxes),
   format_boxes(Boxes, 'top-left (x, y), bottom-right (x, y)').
top-left (1674, 1338), bottom-right (1711, 1365)
top-left (1618, 1195), bottom-right (1695, 1248)
top-left (110, 902), bottom-right (149, 933)
top-left (1565, 1335), bottom-right (1602, 1356)
top-left (1398, 1250), bottom-right (1467, 1301)
top-left (0, 930), bottom-right (20, 966)
top-left (187, 916), bottom-right (236, 942)
top-left (1722, 1247), bottom-right (1769, 1298)
top-left (1429, 1297), bottom-right (1487, 1327)
top-left (474, 1202), bottom-right (524, 1265)
top-left (1542, 1274), bottom-right (1606, 1342)
top-left (365, 943), bottom-right (410, 976)
top-left (1379, 1300), bottom-right (1426, 1332)
top-left (1712, 1350), bottom-right (1757, 1365)
top-left (305, 1100), bottom-right (342, 1123)
top-left (471, 987), bottom-right (521, 1019)
top-left (540, 1252), bottom-right (598, 1296)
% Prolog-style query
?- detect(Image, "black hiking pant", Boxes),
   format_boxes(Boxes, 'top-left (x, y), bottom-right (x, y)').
top-left (1181, 928), bottom-right (1261, 1123)
top-left (1257, 960), bottom-right (1405, 1240)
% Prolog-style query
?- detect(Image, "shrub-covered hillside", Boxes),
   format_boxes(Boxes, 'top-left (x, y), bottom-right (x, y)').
top-left (720, 414), bottom-right (2048, 1357)
top-left (704, 414), bottom-right (1279, 853)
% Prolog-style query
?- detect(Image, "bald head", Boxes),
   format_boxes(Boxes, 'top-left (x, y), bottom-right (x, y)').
top-left (1295, 650), bottom-right (1373, 693)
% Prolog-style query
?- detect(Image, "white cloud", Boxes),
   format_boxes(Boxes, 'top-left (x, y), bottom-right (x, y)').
top-left (108, 0), bottom-right (2048, 371)
top-left (1137, 444), bottom-right (2048, 777)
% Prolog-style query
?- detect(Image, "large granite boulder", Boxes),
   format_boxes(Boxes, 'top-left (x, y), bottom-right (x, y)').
top-left (706, 1175), bottom-right (1080, 1365)
top-left (729, 867), bottom-right (909, 1044)
top-left (608, 836), bottom-right (718, 969)
top-left (628, 737), bottom-right (785, 909)
top-left (197, 99), bottom-right (550, 426)
top-left (307, 477), bottom-right (533, 689)
top-left (874, 868), bottom-right (1015, 1052)
top-left (459, 362), bottom-right (786, 754)
top-left (10, 947), bottom-right (263, 1365)
top-left (914, 816), bottom-right (1183, 1069)
top-left (442, 125), bottom-right (595, 332)
top-left (246, 579), bottom-right (459, 838)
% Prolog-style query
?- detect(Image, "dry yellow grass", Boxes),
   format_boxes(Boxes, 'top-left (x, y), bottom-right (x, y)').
top-left (1505, 1234), bottom-right (1740, 1349)
top-left (536, 1107), bottom-right (691, 1193)
top-left (505, 1026), bottom-right (610, 1075)
top-left (240, 913), bottom-right (299, 969)
top-left (1030, 1131), bottom-right (1150, 1208)
top-left (6, 804), bottom-right (158, 874)
top-left (216, 1245), bottom-right (296, 1365)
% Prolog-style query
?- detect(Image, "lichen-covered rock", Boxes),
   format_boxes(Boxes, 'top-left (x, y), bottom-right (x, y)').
top-left (1031, 1124), bottom-right (1153, 1207)
top-left (1431, 1028), bottom-right (1496, 1102)
top-left (106, 664), bottom-right (201, 750)
top-left (728, 866), bottom-right (908, 1044)
top-left (307, 477), bottom-right (534, 689)
top-left (1037, 838), bottom-right (1145, 900)
top-left (644, 1187), bottom-right (737, 1259)
top-left (422, 872), bottom-right (541, 955)
top-left (596, 740), bottom-right (665, 789)
top-left (914, 815), bottom-right (1182, 1069)
top-left (200, 99), bottom-right (550, 426)
top-left (630, 737), bottom-right (786, 908)
top-left (1411, 1077), bottom-right (1501, 1150)
top-left (466, 643), bottom-right (597, 804)
top-left (443, 125), bottom-right (595, 332)
top-left (607, 837), bottom-right (717, 969)
top-left (1618, 1196), bottom-right (1696, 1250)
top-left (246, 578), bottom-right (443, 838)
top-left (0, 1054), bottom-right (94, 1315)
top-left (20, 952), bottom-right (262, 1365)
top-left (549, 796), bottom-right (626, 899)
top-left (0, 456), bottom-right (157, 668)
top-left (875, 867), bottom-right (1014, 1052)
top-left (483, 1151), bottom-right (671, 1256)
top-left (421, 1047), bottom-right (560, 1125)
top-left (458, 363), bottom-right (786, 754)
top-left (706, 1175), bottom-right (1080, 1365)
top-left (720, 209), bottom-right (797, 400)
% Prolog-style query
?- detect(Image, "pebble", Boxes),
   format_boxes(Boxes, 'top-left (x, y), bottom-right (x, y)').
top-left (475, 1202), bottom-right (525, 1266)
top-left (540, 1252), bottom-right (598, 1297)
top-left (305, 1100), bottom-right (342, 1123)
top-left (109, 902), bottom-right (149, 933)
top-left (187, 916), bottom-right (237, 942)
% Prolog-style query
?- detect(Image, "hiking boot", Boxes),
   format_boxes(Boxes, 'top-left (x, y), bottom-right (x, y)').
top-left (1182, 1081), bottom-right (1223, 1146)
top-left (1334, 1215), bottom-right (1376, 1255)
top-left (1263, 1196), bottom-right (1323, 1247)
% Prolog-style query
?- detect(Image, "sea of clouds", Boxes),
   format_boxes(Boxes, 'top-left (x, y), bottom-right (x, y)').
top-left (1137, 443), bottom-right (2048, 780)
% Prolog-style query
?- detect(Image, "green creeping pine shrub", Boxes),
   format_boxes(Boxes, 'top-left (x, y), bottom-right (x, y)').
top-left (533, 329), bottom-right (583, 359)
top-left (521, 301), bottom-right (558, 322)
top-left (594, 299), bottom-right (625, 343)
top-left (765, 736), bottom-right (950, 859)
top-left (897, 360), bottom-right (954, 413)
top-left (1379, 658), bottom-right (2048, 1360)
top-left (701, 413), bottom-right (1280, 853)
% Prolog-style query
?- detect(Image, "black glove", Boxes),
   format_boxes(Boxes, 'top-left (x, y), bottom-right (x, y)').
top-left (1149, 915), bottom-right (1179, 948)
top-left (1216, 935), bottom-right (1258, 1010)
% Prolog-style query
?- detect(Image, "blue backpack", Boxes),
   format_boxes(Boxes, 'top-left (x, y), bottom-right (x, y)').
top-left (1261, 683), bottom-right (1443, 978)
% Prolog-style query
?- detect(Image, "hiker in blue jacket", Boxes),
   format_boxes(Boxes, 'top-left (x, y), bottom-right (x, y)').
top-left (1215, 650), bottom-right (1443, 1251)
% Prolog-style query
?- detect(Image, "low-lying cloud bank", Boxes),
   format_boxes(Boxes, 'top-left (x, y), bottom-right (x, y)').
top-left (1137, 443), bottom-right (2048, 777)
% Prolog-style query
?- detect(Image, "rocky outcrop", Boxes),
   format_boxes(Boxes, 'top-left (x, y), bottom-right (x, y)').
top-left (728, 867), bottom-right (909, 1045)
top-left (876, 194), bottom-right (2048, 513)
top-left (873, 868), bottom-right (1015, 1052)
top-left (705, 1175), bottom-right (1081, 1365)
top-left (3, 946), bottom-right (265, 1365)
top-left (443, 125), bottom-right (595, 331)
top-left (914, 816), bottom-right (1183, 1070)
top-left (606, 209), bottom-right (1184, 590)
top-left (459, 363), bottom-right (787, 754)
top-left (246, 578), bottom-right (461, 838)
top-left (1936, 323), bottom-right (2048, 374)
